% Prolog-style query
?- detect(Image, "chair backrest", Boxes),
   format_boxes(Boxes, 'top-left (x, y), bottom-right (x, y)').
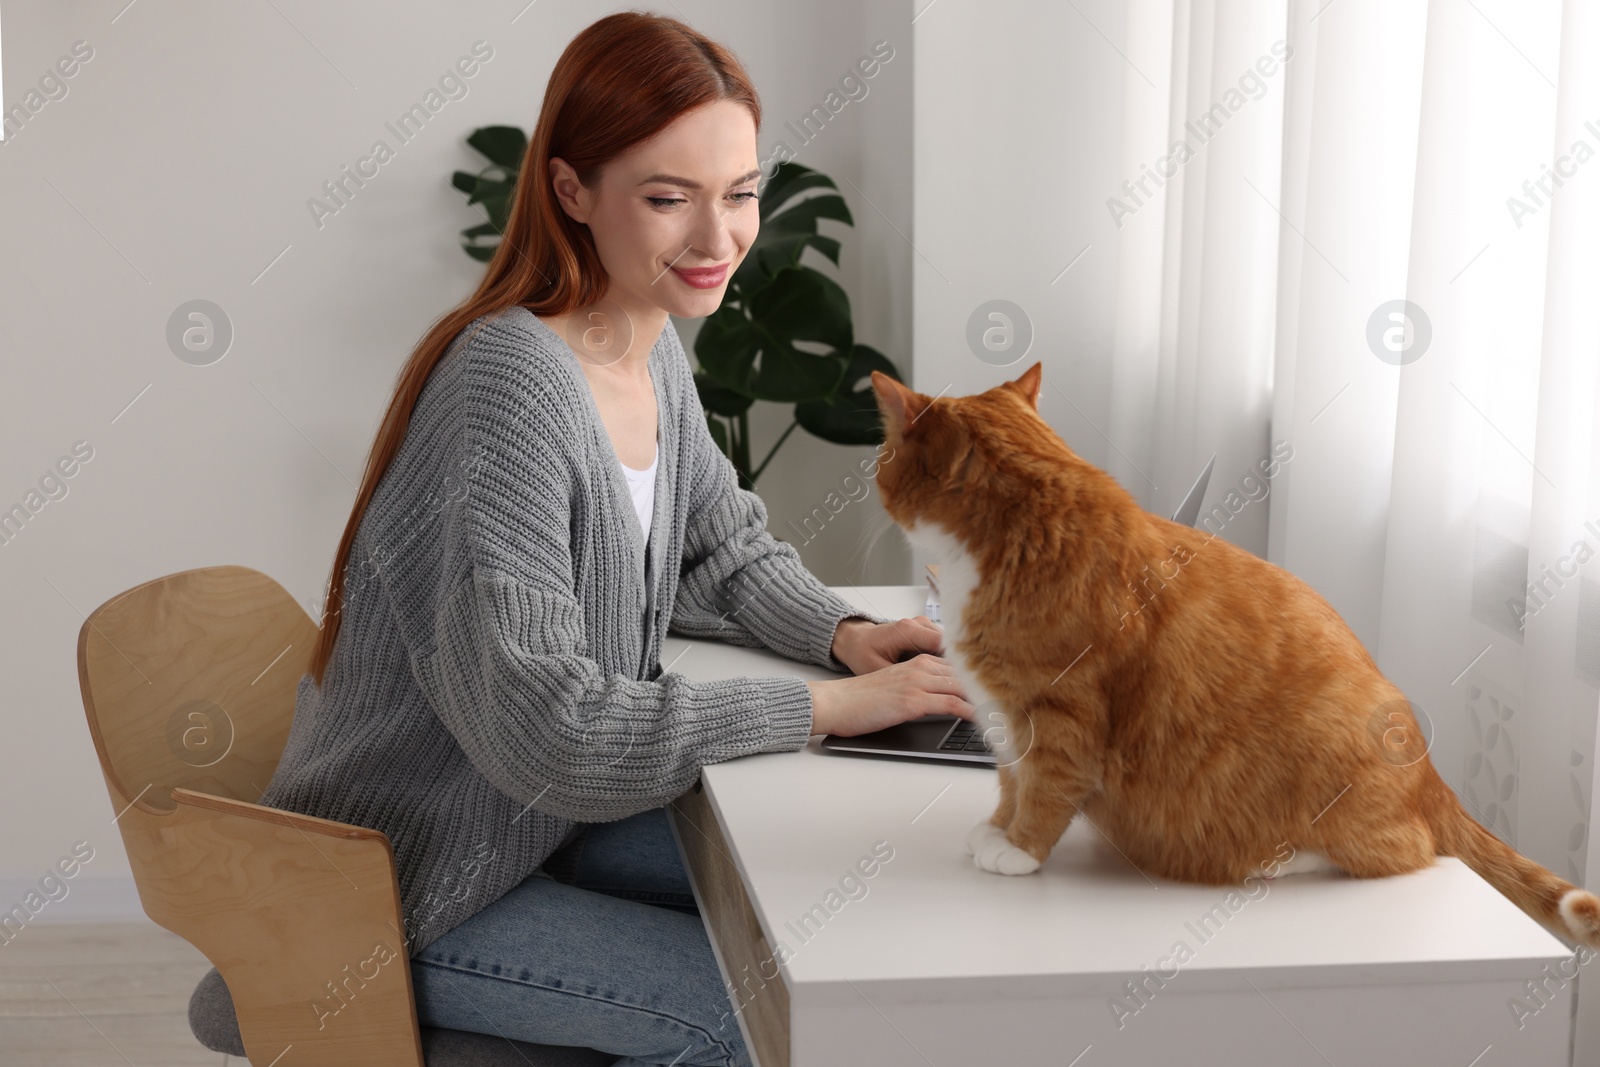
top-left (81, 565), bottom-right (306, 808)
top-left (77, 565), bottom-right (428, 1066)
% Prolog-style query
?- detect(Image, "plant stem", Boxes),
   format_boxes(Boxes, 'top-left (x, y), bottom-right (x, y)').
top-left (750, 419), bottom-right (801, 485)
top-left (733, 411), bottom-right (754, 491)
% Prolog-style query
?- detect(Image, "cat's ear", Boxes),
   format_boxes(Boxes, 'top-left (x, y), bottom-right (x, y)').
top-left (871, 371), bottom-right (928, 433)
top-left (1006, 361), bottom-right (1043, 409)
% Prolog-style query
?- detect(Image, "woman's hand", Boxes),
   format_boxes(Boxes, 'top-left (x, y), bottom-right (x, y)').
top-left (829, 615), bottom-right (945, 675)
top-left (806, 654), bottom-right (976, 736)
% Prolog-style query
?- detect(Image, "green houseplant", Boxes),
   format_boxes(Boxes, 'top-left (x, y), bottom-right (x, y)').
top-left (452, 125), bottom-right (904, 490)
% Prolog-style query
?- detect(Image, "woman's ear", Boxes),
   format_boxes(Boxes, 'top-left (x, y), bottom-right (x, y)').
top-left (548, 156), bottom-right (591, 224)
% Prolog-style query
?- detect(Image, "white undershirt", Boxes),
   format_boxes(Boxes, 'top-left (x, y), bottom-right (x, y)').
top-left (619, 442), bottom-right (659, 570)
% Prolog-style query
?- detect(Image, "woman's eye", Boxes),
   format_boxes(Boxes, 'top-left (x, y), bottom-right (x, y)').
top-left (645, 192), bottom-right (759, 209)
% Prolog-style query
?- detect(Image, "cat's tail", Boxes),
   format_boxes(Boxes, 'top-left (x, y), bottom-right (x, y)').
top-left (1423, 773), bottom-right (1600, 947)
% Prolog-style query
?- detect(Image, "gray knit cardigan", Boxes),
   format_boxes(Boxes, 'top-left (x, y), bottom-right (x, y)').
top-left (258, 306), bottom-right (889, 958)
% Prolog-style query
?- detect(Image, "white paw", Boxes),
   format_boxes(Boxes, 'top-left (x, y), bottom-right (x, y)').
top-left (966, 820), bottom-right (1003, 855)
top-left (973, 829), bottom-right (1041, 875)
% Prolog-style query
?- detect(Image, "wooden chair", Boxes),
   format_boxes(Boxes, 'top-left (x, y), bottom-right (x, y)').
top-left (75, 565), bottom-right (617, 1066)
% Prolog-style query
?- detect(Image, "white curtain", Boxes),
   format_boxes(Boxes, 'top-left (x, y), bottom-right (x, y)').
top-left (1113, 0), bottom-right (1600, 1059)
top-left (1108, 0), bottom-right (1286, 555)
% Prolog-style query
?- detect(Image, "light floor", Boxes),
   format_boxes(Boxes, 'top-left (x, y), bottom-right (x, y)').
top-left (0, 921), bottom-right (230, 1065)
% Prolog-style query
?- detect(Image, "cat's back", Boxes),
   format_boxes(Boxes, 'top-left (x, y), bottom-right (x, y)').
top-left (1144, 514), bottom-right (1379, 681)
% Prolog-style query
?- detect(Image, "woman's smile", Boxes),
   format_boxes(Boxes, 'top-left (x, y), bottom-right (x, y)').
top-left (668, 262), bottom-right (730, 289)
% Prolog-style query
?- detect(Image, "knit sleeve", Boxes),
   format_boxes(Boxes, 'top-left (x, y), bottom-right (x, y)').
top-left (668, 359), bottom-right (892, 674)
top-left (406, 331), bottom-right (817, 825)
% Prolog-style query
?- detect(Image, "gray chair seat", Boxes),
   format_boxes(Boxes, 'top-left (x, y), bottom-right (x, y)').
top-left (189, 967), bottom-right (620, 1066)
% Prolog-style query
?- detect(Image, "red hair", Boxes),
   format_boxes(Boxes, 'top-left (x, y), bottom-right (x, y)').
top-left (308, 11), bottom-right (762, 685)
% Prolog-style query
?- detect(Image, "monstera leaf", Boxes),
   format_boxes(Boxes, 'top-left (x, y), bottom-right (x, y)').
top-left (451, 126), bottom-right (527, 261)
top-left (729, 163), bottom-right (852, 295)
top-left (695, 268), bottom-right (852, 402)
top-left (795, 344), bottom-right (902, 445)
top-left (686, 162), bottom-right (907, 485)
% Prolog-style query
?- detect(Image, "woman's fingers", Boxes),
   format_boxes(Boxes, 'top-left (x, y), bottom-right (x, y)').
top-left (909, 615), bottom-right (944, 654)
top-left (924, 662), bottom-right (976, 717)
top-left (878, 676), bottom-right (972, 723)
top-left (919, 691), bottom-right (975, 720)
top-left (903, 653), bottom-right (970, 699)
top-left (888, 616), bottom-right (942, 657)
top-left (827, 653), bottom-right (979, 734)
top-left (944, 695), bottom-right (979, 721)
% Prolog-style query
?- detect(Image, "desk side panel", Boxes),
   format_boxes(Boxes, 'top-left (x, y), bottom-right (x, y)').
top-left (791, 977), bottom-right (1570, 1066)
top-left (670, 780), bottom-right (791, 1067)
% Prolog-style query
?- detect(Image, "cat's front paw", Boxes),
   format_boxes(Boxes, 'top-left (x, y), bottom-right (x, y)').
top-left (966, 819), bottom-right (1004, 856)
top-left (971, 826), bottom-right (1042, 875)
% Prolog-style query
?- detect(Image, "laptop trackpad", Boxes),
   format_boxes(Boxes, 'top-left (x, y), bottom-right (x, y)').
top-left (827, 714), bottom-right (959, 752)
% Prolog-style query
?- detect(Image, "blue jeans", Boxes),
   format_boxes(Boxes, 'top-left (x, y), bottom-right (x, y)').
top-left (409, 805), bottom-right (754, 1067)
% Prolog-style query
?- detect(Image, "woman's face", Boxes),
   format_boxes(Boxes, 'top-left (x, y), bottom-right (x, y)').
top-left (550, 99), bottom-right (761, 329)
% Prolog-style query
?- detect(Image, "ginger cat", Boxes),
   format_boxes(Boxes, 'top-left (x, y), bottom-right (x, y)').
top-left (869, 362), bottom-right (1600, 947)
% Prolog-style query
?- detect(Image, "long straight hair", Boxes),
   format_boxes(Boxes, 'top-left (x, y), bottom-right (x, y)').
top-left (308, 11), bottom-right (762, 685)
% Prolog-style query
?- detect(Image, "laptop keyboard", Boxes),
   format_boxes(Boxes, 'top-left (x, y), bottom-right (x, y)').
top-left (938, 719), bottom-right (994, 754)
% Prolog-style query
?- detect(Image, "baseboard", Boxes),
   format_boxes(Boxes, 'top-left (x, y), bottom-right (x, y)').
top-left (0, 875), bottom-right (144, 924)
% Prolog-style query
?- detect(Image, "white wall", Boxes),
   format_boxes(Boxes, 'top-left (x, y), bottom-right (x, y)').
top-left (911, 0), bottom-right (1134, 580)
top-left (0, 0), bottom-right (912, 917)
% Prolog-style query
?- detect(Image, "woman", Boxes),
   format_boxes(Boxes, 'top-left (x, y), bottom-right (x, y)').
top-left (257, 11), bottom-right (975, 1067)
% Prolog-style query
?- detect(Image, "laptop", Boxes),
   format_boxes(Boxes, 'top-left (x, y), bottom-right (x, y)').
top-left (819, 455), bottom-right (1217, 766)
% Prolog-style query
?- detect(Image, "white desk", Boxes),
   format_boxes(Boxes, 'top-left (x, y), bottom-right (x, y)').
top-left (664, 585), bottom-right (1575, 1067)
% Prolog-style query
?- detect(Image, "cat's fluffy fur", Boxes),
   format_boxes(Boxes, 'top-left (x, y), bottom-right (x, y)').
top-left (869, 362), bottom-right (1600, 948)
